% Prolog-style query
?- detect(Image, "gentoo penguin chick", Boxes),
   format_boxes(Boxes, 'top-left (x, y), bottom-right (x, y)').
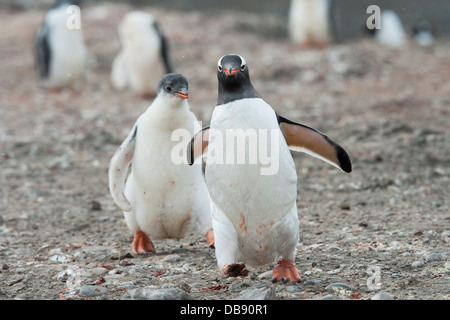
top-left (109, 73), bottom-right (213, 254)
top-left (111, 11), bottom-right (173, 97)
top-left (189, 54), bottom-right (351, 283)
top-left (374, 10), bottom-right (407, 48)
top-left (288, 0), bottom-right (331, 49)
top-left (34, 0), bottom-right (87, 89)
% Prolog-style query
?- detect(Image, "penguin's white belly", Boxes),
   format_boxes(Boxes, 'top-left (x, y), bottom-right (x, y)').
top-left (49, 39), bottom-right (86, 86)
top-left (206, 98), bottom-right (299, 265)
top-left (46, 18), bottom-right (86, 87)
top-left (124, 40), bottom-right (163, 94)
top-left (289, 0), bottom-right (330, 43)
top-left (124, 132), bottom-right (199, 239)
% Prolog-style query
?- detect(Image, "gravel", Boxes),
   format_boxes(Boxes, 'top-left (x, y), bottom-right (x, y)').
top-left (0, 2), bottom-right (449, 301)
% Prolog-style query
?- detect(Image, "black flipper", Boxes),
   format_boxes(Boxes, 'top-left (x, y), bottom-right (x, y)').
top-left (187, 127), bottom-right (210, 166)
top-left (35, 23), bottom-right (51, 79)
top-left (152, 21), bottom-right (173, 74)
top-left (277, 114), bottom-right (352, 173)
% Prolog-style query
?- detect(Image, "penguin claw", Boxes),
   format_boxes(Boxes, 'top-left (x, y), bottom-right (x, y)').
top-left (223, 262), bottom-right (249, 278)
top-left (131, 231), bottom-right (156, 254)
top-left (271, 259), bottom-right (302, 284)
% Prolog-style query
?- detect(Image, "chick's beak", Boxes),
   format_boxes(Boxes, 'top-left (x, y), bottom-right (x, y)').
top-left (174, 90), bottom-right (188, 99)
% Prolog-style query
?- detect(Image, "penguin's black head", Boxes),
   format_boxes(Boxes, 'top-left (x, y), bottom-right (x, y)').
top-left (217, 54), bottom-right (250, 87)
top-left (216, 54), bottom-right (260, 105)
top-left (157, 73), bottom-right (189, 100)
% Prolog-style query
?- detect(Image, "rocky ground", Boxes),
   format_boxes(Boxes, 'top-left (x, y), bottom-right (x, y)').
top-left (0, 3), bottom-right (449, 301)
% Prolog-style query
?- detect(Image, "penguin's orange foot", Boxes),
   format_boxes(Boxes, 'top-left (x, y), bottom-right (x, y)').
top-left (271, 259), bottom-right (301, 283)
top-left (222, 263), bottom-right (249, 278)
top-left (47, 87), bottom-right (62, 94)
top-left (131, 231), bottom-right (155, 254)
top-left (299, 40), bottom-right (312, 50)
top-left (206, 229), bottom-right (215, 248)
top-left (316, 41), bottom-right (329, 50)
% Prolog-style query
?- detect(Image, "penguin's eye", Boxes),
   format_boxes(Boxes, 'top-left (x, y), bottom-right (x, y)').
top-left (218, 65), bottom-right (223, 72)
top-left (240, 64), bottom-right (246, 72)
top-left (165, 86), bottom-right (172, 92)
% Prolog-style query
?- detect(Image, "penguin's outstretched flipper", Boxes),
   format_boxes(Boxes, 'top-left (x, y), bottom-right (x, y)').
top-left (108, 125), bottom-right (137, 212)
top-left (188, 126), bottom-right (209, 165)
top-left (277, 114), bottom-right (352, 173)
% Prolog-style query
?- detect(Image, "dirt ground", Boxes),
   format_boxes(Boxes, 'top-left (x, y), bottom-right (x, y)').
top-left (0, 3), bottom-right (449, 301)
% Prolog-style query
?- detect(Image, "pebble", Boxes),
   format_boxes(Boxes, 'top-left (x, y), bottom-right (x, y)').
top-left (73, 251), bottom-right (88, 259)
top-left (0, 227), bottom-right (10, 237)
top-left (117, 283), bottom-right (138, 290)
top-left (79, 285), bottom-right (107, 297)
top-left (48, 248), bottom-right (63, 255)
top-left (371, 292), bottom-right (394, 300)
top-left (90, 200), bottom-right (102, 211)
top-left (47, 155), bottom-right (71, 169)
top-left (325, 283), bottom-right (356, 292)
top-left (425, 253), bottom-right (443, 261)
top-left (56, 268), bottom-right (77, 280)
top-left (402, 252), bottom-right (412, 257)
top-left (123, 288), bottom-right (193, 300)
top-left (421, 270), bottom-right (431, 276)
top-left (441, 231), bottom-right (450, 243)
top-left (257, 270), bottom-right (272, 280)
top-left (304, 268), bottom-right (323, 276)
top-left (49, 254), bottom-right (70, 263)
top-left (82, 245), bottom-right (116, 255)
top-left (388, 241), bottom-right (402, 249)
top-left (304, 279), bottom-right (322, 286)
top-left (314, 295), bottom-right (342, 300)
top-left (233, 287), bottom-right (275, 300)
top-left (162, 254), bottom-right (182, 263)
top-left (411, 260), bottom-right (425, 268)
top-left (285, 285), bottom-right (304, 292)
top-left (228, 283), bottom-right (250, 292)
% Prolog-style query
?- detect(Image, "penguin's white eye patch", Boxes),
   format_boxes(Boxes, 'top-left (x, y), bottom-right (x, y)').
top-left (240, 64), bottom-right (246, 71)
top-left (218, 65), bottom-right (223, 72)
top-left (237, 55), bottom-right (246, 68)
top-left (217, 55), bottom-right (225, 69)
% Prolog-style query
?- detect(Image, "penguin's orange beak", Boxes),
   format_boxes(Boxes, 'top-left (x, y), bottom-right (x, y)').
top-left (224, 67), bottom-right (240, 76)
top-left (174, 91), bottom-right (188, 99)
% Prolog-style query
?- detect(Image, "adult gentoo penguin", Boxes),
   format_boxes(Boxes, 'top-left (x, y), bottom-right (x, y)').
top-left (111, 11), bottom-right (173, 97)
top-left (373, 10), bottom-right (407, 48)
top-left (189, 54), bottom-right (351, 282)
top-left (34, 0), bottom-right (87, 89)
top-left (288, 0), bottom-right (332, 49)
top-left (109, 73), bottom-right (213, 254)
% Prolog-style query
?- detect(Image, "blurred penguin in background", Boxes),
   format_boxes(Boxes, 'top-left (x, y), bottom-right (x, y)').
top-left (374, 10), bottom-right (407, 48)
top-left (34, 0), bottom-right (87, 90)
top-left (111, 11), bottom-right (173, 98)
top-left (412, 20), bottom-right (436, 48)
top-left (288, 0), bottom-right (332, 49)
